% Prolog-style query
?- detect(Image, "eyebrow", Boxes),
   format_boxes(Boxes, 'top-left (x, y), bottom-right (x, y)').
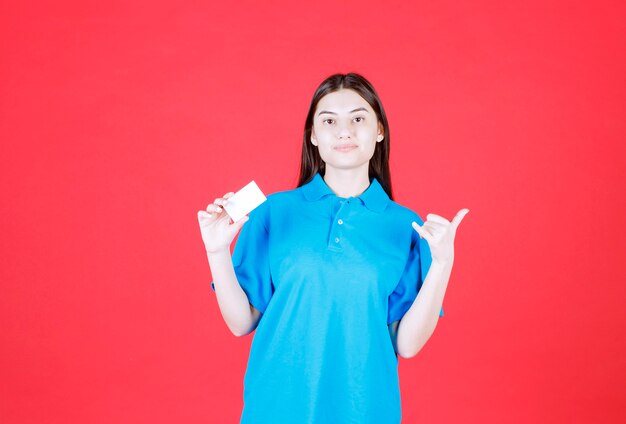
top-left (317, 107), bottom-right (370, 116)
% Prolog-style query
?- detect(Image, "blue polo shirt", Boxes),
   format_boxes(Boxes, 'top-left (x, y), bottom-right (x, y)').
top-left (211, 172), bottom-right (444, 423)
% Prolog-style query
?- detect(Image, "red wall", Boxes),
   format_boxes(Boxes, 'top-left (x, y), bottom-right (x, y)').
top-left (1, 1), bottom-right (624, 423)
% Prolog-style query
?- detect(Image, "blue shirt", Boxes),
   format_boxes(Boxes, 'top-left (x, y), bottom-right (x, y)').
top-left (211, 172), bottom-right (444, 423)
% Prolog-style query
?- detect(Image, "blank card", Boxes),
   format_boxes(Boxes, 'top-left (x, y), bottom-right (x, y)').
top-left (223, 180), bottom-right (267, 222)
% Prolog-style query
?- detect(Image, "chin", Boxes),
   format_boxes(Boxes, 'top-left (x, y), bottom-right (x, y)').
top-left (323, 160), bottom-right (370, 171)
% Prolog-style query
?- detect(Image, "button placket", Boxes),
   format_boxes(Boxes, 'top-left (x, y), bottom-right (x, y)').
top-left (328, 199), bottom-right (349, 251)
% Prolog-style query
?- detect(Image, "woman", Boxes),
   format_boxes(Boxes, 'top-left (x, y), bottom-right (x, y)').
top-left (197, 72), bottom-right (469, 423)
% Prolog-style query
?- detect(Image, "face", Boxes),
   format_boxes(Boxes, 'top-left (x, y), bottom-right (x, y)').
top-left (311, 88), bottom-right (384, 174)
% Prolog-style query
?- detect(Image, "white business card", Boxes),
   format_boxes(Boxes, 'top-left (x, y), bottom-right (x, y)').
top-left (223, 180), bottom-right (267, 222)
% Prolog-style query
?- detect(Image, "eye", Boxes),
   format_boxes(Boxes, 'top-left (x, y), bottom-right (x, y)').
top-left (323, 118), bottom-right (334, 125)
top-left (354, 116), bottom-right (365, 123)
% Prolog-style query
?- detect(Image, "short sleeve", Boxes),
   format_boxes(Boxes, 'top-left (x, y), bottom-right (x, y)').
top-left (210, 200), bottom-right (274, 314)
top-left (387, 225), bottom-right (444, 325)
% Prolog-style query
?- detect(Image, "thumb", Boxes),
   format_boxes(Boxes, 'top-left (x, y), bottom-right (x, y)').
top-left (230, 215), bottom-right (249, 232)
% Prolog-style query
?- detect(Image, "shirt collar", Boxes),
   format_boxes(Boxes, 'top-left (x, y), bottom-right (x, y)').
top-left (301, 172), bottom-right (390, 213)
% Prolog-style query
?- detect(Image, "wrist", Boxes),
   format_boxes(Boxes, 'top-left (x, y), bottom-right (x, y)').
top-left (431, 256), bottom-right (454, 270)
top-left (206, 247), bottom-right (231, 259)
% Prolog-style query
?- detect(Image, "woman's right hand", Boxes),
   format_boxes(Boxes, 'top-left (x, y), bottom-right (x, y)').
top-left (197, 192), bottom-right (249, 254)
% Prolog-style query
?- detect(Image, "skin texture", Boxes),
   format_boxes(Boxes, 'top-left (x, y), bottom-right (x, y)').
top-left (310, 88), bottom-right (385, 199)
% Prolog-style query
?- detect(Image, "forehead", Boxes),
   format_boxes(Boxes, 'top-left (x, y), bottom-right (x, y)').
top-left (315, 89), bottom-right (372, 113)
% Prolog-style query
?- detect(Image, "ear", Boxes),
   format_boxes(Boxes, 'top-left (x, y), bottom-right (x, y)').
top-left (376, 123), bottom-right (385, 142)
top-left (311, 129), bottom-right (318, 146)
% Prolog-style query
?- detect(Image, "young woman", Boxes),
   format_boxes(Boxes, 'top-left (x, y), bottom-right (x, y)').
top-left (197, 73), bottom-right (468, 423)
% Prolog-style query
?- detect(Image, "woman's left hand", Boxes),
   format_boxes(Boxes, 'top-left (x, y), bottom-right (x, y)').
top-left (412, 208), bottom-right (469, 266)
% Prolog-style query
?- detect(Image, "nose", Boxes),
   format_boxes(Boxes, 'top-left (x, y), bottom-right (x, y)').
top-left (336, 122), bottom-right (352, 140)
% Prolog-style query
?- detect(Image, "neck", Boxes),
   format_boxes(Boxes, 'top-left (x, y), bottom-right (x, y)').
top-left (322, 165), bottom-right (370, 198)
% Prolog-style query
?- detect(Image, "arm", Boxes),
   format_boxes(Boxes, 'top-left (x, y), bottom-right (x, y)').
top-left (198, 192), bottom-right (264, 338)
top-left (393, 208), bottom-right (469, 358)
top-left (392, 260), bottom-right (452, 358)
top-left (208, 249), bottom-right (262, 337)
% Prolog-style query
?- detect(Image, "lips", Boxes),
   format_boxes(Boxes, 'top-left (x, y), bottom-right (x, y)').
top-left (334, 144), bottom-right (358, 152)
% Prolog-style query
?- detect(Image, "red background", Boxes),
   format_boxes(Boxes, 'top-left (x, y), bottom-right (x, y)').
top-left (1, 1), bottom-right (625, 423)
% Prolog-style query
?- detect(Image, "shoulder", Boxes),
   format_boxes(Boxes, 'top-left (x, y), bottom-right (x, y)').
top-left (385, 199), bottom-right (427, 226)
top-left (385, 200), bottom-right (430, 254)
top-left (267, 185), bottom-right (305, 202)
top-left (249, 185), bottom-right (302, 221)
top-left (262, 185), bottom-right (307, 210)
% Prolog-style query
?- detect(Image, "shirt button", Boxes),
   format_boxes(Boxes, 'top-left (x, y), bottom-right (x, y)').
top-left (334, 237), bottom-right (340, 243)
top-left (337, 219), bottom-right (343, 225)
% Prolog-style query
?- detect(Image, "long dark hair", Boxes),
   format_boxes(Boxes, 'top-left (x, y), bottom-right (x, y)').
top-left (297, 72), bottom-right (393, 200)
